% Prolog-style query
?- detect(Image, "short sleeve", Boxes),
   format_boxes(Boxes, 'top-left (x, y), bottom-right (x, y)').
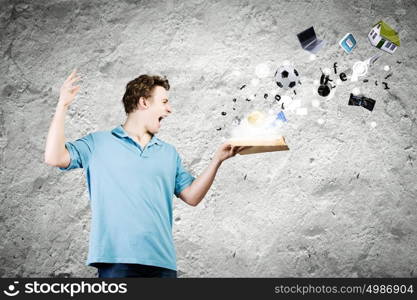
top-left (59, 133), bottom-right (95, 171)
top-left (174, 152), bottom-right (195, 197)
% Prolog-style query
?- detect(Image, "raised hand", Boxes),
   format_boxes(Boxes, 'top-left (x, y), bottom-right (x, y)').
top-left (58, 69), bottom-right (81, 107)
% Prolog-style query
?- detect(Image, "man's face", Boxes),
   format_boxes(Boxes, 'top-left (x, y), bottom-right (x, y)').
top-left (145, 86), bottom-right (172, 134)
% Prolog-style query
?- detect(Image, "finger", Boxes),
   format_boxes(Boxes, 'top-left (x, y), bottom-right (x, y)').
top-left (238, 146), bottom-right (251, 152)
top-left (235, 146), bottom-right (243, 153)
top-left (65, 71), bottom-right (75, 83)
top-left (232, 146), bottom-right (241, 156)
top-left (67, 69), bottom-right (77, 81)
top-left (70, 76), bottom-right (81, 84)
top-left (233, 146), bottom-right (248, 155)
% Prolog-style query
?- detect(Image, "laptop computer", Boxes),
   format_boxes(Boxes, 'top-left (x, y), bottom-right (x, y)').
top-left (297, 26), bottom-right (326, 54)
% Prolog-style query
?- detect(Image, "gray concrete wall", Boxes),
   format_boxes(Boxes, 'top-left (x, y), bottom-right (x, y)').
top-left (1, 0), bottom-right (416, 277)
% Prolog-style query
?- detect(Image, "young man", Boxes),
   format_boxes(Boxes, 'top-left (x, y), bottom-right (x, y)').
top-left (44, 70), bottom-right (246, 278)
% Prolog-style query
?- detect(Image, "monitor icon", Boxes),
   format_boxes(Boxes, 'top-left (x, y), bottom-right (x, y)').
top-left (339, 33), bottom-right (357, 53)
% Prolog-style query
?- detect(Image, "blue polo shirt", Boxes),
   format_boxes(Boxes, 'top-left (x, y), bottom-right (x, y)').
top-left (59, 125), bottom-right (195, 271)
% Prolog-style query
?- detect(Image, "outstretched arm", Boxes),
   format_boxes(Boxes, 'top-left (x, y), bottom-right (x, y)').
top-left (179, 144), bottom-right (247, 207)
top-left (44, 70), bottom-right (81, 167)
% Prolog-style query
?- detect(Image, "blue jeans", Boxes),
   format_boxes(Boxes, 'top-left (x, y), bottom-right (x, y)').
top-left (94, 263), bottom-right (177, 278)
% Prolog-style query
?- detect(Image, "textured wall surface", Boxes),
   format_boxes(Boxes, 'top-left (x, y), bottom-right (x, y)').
top-left (1, 0), bottom-right (417, 278)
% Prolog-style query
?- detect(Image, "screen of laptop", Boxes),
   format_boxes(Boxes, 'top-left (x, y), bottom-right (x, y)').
top-left (297, 26), bottom-right (317, 46)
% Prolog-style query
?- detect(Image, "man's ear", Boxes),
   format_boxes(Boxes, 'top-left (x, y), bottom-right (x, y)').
top-left (138, 97), bottom-right (151, 110)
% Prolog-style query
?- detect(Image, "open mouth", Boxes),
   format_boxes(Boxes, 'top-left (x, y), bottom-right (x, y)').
top-left (158, 116), bottom-right (166, 126)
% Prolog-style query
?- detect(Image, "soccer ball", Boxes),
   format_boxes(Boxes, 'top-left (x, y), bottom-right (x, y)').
top-left (274, 65), bottom-right (300, 89)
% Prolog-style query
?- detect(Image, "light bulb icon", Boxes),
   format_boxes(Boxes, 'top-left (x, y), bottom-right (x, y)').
top-left (351, 61), bottom-right (368, 82)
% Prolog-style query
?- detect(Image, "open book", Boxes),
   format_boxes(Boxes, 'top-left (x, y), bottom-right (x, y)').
top-left (229, 137), bottom-right (289, 155)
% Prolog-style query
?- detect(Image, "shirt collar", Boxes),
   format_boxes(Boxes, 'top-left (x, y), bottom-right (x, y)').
top-left (111, 125), bottom-right (161, 146)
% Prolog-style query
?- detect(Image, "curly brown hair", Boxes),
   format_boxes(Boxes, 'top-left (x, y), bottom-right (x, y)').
top-left (122, 75), bottom-right (170, 114)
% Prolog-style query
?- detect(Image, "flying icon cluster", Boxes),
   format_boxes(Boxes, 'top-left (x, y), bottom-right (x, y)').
top-left (219, 20), bottom-right (401, 132)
